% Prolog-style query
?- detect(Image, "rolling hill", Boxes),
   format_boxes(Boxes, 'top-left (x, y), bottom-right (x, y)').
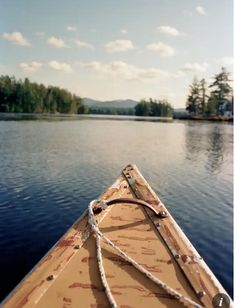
top-left (82, 98), bottom-right (138, 109)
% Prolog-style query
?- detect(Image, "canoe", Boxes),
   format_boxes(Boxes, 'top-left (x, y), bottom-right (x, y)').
top-left (2, 164), bottom-right (232, 308)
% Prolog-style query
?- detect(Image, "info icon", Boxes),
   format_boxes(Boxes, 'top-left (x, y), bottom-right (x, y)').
top-left (212, 293), bottom-right (230, 308)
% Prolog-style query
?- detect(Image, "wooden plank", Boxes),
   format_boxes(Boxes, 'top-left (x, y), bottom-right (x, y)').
top-left (2, 176), bottom-right (126, 308)
top-left (122, 164), bottom-right (231, 308)
top-left (2, 165), bottom-right (232, 308)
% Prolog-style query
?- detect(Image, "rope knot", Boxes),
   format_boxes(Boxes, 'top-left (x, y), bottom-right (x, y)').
top-left (99, 199), bottom-right (108, 209)
top-left (87, 198), bottom-right (203, 308)
top-left (92, 199), bottom-right (108, 215)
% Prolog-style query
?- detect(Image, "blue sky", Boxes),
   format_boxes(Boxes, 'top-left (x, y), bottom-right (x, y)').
top-left (0, 0), bottom-right (233, 107)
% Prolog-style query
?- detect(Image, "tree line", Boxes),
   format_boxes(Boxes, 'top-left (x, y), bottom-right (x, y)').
top-left (186, 67), bottom-right (233, 116)
top-left (88, 100), bottom-right (173, 117)
top-left (89, 106), bottom-right (134, 115)
top-left (135, 98), bottom-right (173, 117)
top-left (0, 75), bottom-right (84, 114)
top-left (0, 75), bottom-right (174, 117)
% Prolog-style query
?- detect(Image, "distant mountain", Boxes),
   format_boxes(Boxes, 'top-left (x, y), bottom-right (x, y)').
top-left (82, 98), bottom-right (101, 107)
top-left (99, 99), bottom-right (139, 109)
top-left (82, 98), bottom-right (138, 109)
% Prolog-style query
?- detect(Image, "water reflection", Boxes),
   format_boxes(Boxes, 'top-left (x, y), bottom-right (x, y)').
top-left (206, 126), bottom-right (225, 174)
top-left (185, 122), bottom-right (226, 174)
top-left (185, 122), bottom-right (204, 163)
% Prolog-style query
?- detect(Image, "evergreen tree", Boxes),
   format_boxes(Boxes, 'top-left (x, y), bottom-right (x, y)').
top-left (0, 75), bottom-right (84, 114)
top-left (135, 98), bottom-right (173, 117)
top-left (186, 78), bottom-right (201, 115)
top-left (200, 78), bottom-right (208, 115)
top-left (206, 94), bottom-right (217, 115)
top-left (209, 67), bottom-right (232, 115)
top-left (135, 99), bottom-right (152, 116)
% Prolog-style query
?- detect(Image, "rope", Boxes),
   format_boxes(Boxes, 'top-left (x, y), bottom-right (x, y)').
top-left (88, 199), bottom-right (202, 308)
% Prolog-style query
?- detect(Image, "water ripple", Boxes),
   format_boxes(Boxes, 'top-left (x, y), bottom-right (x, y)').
top-left (0, 119), bottom-right (233, 300)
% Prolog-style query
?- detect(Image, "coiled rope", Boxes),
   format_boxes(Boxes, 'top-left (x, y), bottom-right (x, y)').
top-left (88, 199), bottom-right (202, 308)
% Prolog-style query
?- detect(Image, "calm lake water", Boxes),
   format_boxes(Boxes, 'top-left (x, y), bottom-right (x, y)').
top-left (0, 118), bottom-right (233, 301)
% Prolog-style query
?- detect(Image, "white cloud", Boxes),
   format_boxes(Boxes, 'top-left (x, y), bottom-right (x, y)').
top-left (47, 36), bottom-right (67, 48)
top-left (196, 6), bottom-right (206, 15)
top-left (146, 42), bottom-right (175, 57)
top-left (180, 62), bottom-right (209, 72)
top-left (137, 68), bottom-right (170, 80)
top-left (3, 32), bottom-right (30, 46)
top-left (19, 61), bottom-right (42, 72)
top-left (121, 29), bottom-right (128, 34)
top-left (105, 40), bottom-right (135, 52)
top-left (48, 61), bottom-right (72, 73)
top-left (79, 60), bottom-right (172, 82)
top-left (67, 26), bottom-right (77, 31)
top-left (158, 26), bottom-right (182, 36)
top-left (78, 61), bottom-right (101, 70)
top-left (75, 39), bottom-right (94, 50)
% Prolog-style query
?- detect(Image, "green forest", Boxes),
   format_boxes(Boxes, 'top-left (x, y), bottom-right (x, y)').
top-left (4, 71), bottom-right (232, 119)
top-left (135, 98), bottom-right (173, 117)
top-left (88, 106), bottom-right (134, 116)
top-left (186, 67), bottom-right (233, 117)
top-left (0, 75), bottom-right (84, 114)
top-left (0, 75), bottom-right (174, 117)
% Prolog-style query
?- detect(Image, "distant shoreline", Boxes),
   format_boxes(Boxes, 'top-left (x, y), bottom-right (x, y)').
top-left (0, 112), bottom-right (233, 123)
top-left (0, 113), bottom-right (173, 122)
top-left (174, 115), bottom-right (233, 122)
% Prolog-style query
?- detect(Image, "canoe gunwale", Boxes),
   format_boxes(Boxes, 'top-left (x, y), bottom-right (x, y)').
top-left (89, 198), bottom-right (204, 308)
top-left (2, 176), bottom-right (123, 307)
top-left (122, 164), bottom-right (232, 308)
top-left (2, 164), bottom-right (232, 308)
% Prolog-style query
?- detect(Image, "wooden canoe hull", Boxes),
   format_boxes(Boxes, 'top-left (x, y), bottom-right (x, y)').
top-left (2, 165), bottom-right (232, 308)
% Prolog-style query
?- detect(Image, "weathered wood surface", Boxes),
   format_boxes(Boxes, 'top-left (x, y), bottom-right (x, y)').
top-left (2, 164), bottom-right (231, 308)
